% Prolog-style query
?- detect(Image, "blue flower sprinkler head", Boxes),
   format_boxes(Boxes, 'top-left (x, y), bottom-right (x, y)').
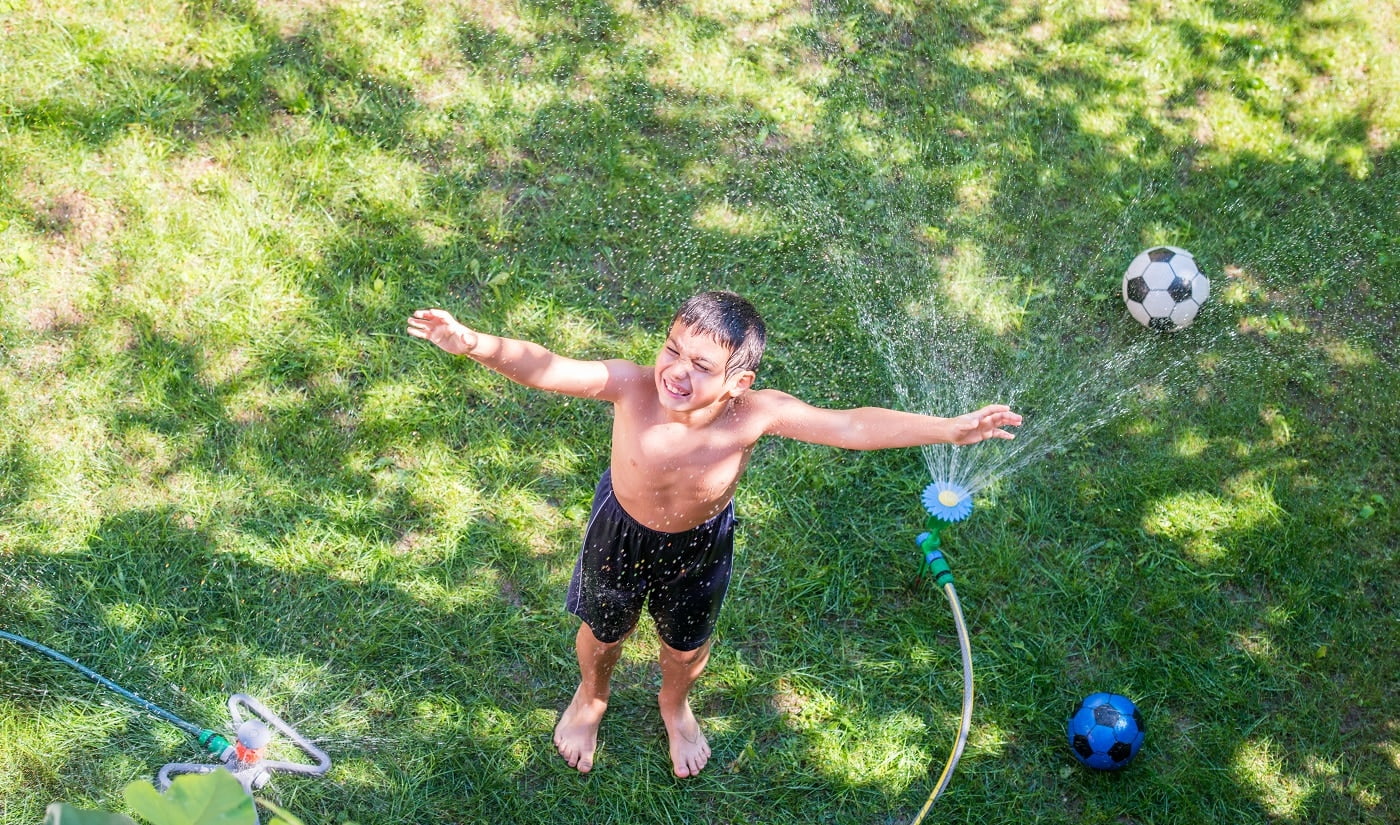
top-left (922, 480), bottom-right (973, 524)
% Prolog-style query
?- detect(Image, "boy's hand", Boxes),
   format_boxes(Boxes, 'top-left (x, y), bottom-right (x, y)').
top-left (950, 404), bottom-right (1022, 445)
top-left (407, 309), bottom-right (479, 356)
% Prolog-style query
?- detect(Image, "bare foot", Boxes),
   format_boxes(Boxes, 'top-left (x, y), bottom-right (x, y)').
top-left (554, 686), bottom-right (608, 773)
top-left (660, 699), bottom-right (710, 778)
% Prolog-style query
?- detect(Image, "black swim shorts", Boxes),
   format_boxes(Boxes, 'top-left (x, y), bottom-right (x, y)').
top-left (566, 469), bottom-right (735, 652)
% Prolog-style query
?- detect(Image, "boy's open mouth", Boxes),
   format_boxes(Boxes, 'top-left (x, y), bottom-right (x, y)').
top-left (662, 377), bottom-right (690, 398)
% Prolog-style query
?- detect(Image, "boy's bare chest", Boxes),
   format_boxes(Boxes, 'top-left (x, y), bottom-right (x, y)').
top-left (607, 398), bottom-right (761, 529)
top-left (616, 418), bottom-right (749, 471)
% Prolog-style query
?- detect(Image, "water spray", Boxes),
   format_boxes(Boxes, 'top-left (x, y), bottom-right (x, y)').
top-left (908, 480), bottom-right (975, 825)
top-left (0, 629), bottom-right (330, 820)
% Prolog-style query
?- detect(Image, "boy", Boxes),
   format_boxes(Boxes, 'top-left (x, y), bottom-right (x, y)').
top-left (407, 291), bottom-right (1020, 779)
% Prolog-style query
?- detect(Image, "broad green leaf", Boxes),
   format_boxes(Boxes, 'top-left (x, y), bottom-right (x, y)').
top-left (122, 770), bottom-right (256, 825)
top-left (43, 803), bottom-right (139, 825)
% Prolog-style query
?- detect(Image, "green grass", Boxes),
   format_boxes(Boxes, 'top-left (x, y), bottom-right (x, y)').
top-left (1, 0), bottom-right (1396, 823)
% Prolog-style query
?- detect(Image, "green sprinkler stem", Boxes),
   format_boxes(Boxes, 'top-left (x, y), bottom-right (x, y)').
top-left (916, 518), bottom-right (956, 588)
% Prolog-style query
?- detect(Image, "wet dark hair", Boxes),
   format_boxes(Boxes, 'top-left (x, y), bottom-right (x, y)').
top-left (672, 290), bottom-right (766, 376)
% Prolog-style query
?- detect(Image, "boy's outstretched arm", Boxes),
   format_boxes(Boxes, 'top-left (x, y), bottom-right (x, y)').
top-left (407, 308), bottom-right (635, 400)
top-left (759, 391), bottom-right (1021, 449)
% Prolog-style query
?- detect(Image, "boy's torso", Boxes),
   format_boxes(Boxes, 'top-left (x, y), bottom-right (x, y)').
top-left (607, 368), bottom-right (770, 533)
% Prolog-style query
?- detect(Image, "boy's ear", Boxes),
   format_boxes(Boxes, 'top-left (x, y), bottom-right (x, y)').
top-left (726, 370), bottom-right (756, 397)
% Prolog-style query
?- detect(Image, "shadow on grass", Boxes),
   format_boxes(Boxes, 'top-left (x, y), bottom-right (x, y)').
top-left (0, 501), bottom-right (587, 820)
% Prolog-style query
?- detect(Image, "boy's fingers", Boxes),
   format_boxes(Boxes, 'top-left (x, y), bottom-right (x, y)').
top-left (971, 404), bottom-right (1019, 425)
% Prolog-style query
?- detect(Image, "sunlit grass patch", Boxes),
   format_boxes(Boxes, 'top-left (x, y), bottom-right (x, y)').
top-left (808, 709), bottom-right (930, 789)
top-left (1233, 739), bottom-right (1312, 821)
top-left (693, 199), bottom-right (775, 235)
top-left (938, 242), bottom-right (1026, 335)
top-left (1142, 480), bottom-right (1282, 563)
top-left (641, 4), bottom-right (826, 136)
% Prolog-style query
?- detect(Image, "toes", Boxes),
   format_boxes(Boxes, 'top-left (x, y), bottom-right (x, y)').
top-left (555, 740), bottom-right (594, 773)
top-left (555, 739), bottom-right (574, 764)
top-left (672, 748), bottom-right (709, 778)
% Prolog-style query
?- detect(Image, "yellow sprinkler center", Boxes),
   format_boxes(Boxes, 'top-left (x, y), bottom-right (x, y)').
top-left (938, 490), bottom-right (962, 508)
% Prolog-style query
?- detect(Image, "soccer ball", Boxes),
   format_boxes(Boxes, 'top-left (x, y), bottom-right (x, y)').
top-left (1067, 692), bottom-right (1145, 771)
top-left (1122, 246), bottom-right (1210, 332)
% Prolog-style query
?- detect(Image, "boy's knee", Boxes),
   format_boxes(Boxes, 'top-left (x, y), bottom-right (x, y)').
top-left (660, 638), bottom-right (710, 665)
top-left (582, 622), bottom-right (631, 648)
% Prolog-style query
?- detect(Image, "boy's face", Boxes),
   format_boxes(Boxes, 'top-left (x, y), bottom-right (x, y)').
top-left (654, 321), bottom-right (754, 412)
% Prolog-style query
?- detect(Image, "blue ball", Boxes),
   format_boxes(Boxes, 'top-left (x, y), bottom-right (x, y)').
top-left (1067, 692), bottom-right (1145, 770)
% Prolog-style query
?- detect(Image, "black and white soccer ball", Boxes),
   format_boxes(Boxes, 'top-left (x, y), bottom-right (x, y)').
top-left (1122, 246), bottom-right (1210, 332)
top-left (1067, 692), bottom-right (1146, 771)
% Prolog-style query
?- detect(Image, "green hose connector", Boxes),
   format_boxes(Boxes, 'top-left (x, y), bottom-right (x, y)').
top-left (920, 546), bottom-right (955, 587)
top-left (198, 729), bottom-right (234, 761)
top-left (916, 522), bottom-right (955, 587)
top-left (923, 549), bottom-right (954, 587)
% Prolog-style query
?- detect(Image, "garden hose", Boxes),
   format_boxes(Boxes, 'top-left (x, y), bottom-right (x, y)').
top-left (908, 480), bottom-right (977, 823)
top-left (0, 628), bottom-right (234, 759)
top-left (909, 579), bottom-right (973, 825)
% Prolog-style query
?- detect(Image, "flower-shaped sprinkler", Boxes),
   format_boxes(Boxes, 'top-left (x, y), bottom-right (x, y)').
top-left (916, 480), bottom-right (973, 583)
top-left (908, 479), bottom-right (975, 825)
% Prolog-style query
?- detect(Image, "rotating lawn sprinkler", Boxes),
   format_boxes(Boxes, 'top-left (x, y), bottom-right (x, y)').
top-left (157, 692), bottom-right (331, 797)
top-left (908, 479), bottom-right (975, 825)
top-left (0, 630), bottom-right (330, 820)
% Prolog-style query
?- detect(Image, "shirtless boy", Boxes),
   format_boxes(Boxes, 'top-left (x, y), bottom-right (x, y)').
top-left (407, 291), bottom-right (1021, 779)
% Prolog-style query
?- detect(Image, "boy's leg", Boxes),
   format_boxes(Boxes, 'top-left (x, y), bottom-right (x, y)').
top-left (554, 622), bottom-right (624, 773)
top-left (657, 637), bottom-right (712, 778)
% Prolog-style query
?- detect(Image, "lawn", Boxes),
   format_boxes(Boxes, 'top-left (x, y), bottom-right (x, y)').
top-left (1, 1), bottom-right (1396, 824)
